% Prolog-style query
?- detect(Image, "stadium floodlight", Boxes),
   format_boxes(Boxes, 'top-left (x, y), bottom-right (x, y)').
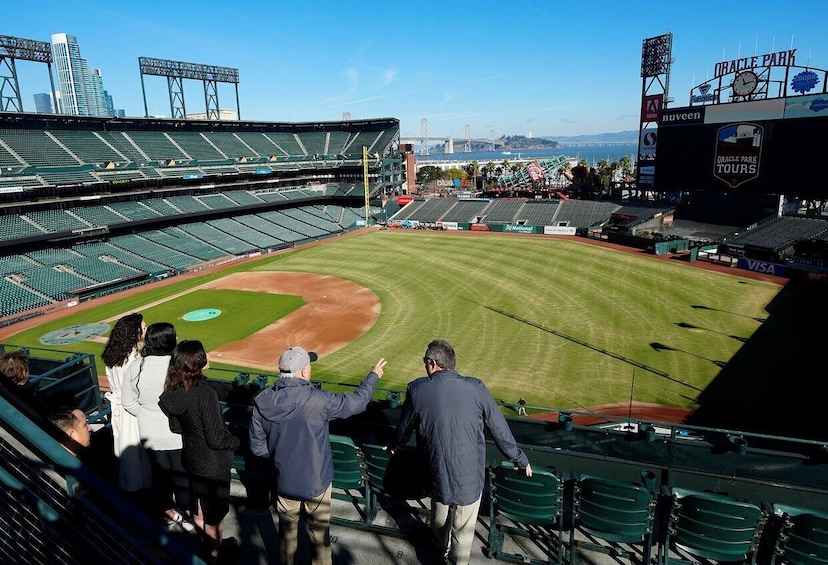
top-left (0, 35), bottom-right (53, 63)
top-left (138, 57), bottom-right (239, 83)
top-left (0, 35), bottom-right (56, 113)
top-left (138, 56), bottom-right (240, 120)
top-left (641, 33), bottom-right (673, 78)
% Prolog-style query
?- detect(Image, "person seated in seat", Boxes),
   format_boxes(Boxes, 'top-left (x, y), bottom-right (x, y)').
top-left (0, 350), bottom-right (52, 421)
top-left (0, 350), bottom-right (29, 386)
top-left (48, 406), bottom-right (92, 457)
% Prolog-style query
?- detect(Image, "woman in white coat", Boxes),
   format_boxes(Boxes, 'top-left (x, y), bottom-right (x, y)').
top-left (101, 313), bottom-right (151, 493)
top-left (123, 322), bottom-right (193, 531)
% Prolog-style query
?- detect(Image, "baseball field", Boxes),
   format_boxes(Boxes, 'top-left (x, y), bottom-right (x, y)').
top-left (1, 229), bottom-right (784, 412)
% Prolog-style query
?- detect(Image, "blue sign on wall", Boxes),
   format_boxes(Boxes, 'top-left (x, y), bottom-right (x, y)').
top-left (737, 257), bottom-right (786, 276)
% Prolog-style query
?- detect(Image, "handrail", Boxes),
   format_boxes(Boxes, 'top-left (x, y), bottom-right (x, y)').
top-left (0, 395), bottom-right (204, 564)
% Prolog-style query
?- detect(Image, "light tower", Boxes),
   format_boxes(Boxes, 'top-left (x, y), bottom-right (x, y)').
top-left (0, 34), bottom-right (57, 113)
top-left (138, 57), bottom-right (240, 120)
top-left (637, 33), bottom-right (673, 196)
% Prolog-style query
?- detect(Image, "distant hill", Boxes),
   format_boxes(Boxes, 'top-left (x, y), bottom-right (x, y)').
top-left (540, 130), bottom-right (638, 143)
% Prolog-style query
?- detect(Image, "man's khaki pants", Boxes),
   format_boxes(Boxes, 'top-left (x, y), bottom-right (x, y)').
top-left (431, 496), bottom-right (482, 565)
top-left (276, 484), bottom-right (332, 565)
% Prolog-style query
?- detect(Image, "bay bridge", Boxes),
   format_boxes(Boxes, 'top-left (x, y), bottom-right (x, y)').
top-left (398, 118), bottom-right (634, 155)
top-left (399, 119), bottom-right (503, 155)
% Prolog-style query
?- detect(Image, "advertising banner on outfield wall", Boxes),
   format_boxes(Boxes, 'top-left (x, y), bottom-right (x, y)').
top-left (543, 226), bottom-right (577, 235)
top-left (737, 257), bottom-right (786, 276)
top-left (437, 222), bottom-right (459, 230)
top-left (471, 224), bottom-right (490, 231)
top-left (503, 224), bottom-right (539, 234)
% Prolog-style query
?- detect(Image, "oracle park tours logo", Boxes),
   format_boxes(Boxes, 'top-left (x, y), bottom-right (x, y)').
top-left (713, 123), bottom-right (763, 188)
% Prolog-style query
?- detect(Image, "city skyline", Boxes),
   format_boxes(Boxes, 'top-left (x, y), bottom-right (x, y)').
top-left (49, 32), bottom-right (118, 117)
top-left (4, 0), bottom-right (827, 137)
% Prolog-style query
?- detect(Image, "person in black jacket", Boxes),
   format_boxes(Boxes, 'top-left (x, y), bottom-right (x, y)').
top-left (159, 340), bottom-right (240, 565)
top-left (395, 339), bottom-right (532, 565)
top-left (249, 346), bottom-right (386, 565)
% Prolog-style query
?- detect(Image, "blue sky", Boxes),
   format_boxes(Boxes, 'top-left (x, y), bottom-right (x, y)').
top-left (5, 1), bottom-right (827, 138)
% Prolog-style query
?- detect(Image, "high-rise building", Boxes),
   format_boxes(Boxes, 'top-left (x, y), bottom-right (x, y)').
top-left (51, 33), bottom-right (87, 115)
top-left (33, 93), bottom-right (54, 113)
top-left (102, 90), bottom-right (115, 117)
top-left (50, 33), bottom-right (115, 117)
top-left (86, 67), bottom-right (106, 116)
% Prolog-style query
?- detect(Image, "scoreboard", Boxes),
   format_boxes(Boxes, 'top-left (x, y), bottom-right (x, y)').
top-left (655, 95), bottom-right (828, 199)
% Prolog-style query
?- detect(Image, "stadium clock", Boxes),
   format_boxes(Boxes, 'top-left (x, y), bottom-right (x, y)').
top-left (733, 70), bottom-right (759, 96)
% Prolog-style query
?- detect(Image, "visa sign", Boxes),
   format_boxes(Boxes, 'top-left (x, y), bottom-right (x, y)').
top-left (737, 258), bottom-right (785, 276)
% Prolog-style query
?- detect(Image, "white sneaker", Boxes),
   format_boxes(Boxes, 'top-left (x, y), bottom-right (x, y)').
top-left (165, 511), bottom-right (183, 531)
top-left (165, 510), bottom-right (196, 532)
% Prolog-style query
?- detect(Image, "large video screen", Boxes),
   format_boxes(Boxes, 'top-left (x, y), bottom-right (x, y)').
top-left (655, 99), bottom-right (828, 198)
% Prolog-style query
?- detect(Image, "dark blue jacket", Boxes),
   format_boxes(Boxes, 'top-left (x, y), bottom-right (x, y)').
top-left (395, 369), bottom-right (529, 506)
top-left (249, 373), bottom-right (378, 500)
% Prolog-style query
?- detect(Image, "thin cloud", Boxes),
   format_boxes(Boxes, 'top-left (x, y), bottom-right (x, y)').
top-left (374, 67), bottom-right (398, 90)
top-left (319, 68), bottom-right (359, 105)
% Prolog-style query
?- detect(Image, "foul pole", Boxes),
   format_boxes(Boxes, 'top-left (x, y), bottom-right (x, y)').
top-left (363, 146), bottom-right (370, 226)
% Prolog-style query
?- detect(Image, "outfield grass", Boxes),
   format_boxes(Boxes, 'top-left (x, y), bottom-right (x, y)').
top-left (5, 230), bottom-right (782, 411)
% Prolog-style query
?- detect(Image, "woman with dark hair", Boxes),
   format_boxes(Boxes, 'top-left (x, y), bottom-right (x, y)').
top-left (0, 349), bottom-right (49, 420)
top-left (160, 340), bottom-right (239, 564)
top-left (101, 313), bottom-right (151, 493)
top-left (122, 322), bottom-right (192, 531)
top-left (0, 350), bottom-right (29, 386)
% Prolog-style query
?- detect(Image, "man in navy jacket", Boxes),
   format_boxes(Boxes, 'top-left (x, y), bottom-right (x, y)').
top-left (395, 339), bottom-right (532, 565)
top-left (249, 346), bottom-right (386, 565)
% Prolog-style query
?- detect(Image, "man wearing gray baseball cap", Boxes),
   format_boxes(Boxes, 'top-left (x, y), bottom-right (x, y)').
top-left (249, 345), bottom-right (386, 565)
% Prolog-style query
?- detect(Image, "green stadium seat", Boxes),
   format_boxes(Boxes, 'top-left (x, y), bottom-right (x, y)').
top-left (570, 473), bottom-right (658, 564)
top-left (330, 434), bottom-right (371, 525)
top-left (661, 487), bottom-right (768, 565)
top-left (487, 461), bottom-right (566, 564)
top-left (771, 503), bottom-right (828, 565)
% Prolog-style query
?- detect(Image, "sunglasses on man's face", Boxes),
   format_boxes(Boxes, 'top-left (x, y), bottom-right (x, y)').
top-left (423, 357), bottom-right (434, 365)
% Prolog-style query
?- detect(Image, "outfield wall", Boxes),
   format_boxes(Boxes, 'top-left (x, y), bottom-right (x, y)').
top-left (389, 221), bottom-right (577, 236)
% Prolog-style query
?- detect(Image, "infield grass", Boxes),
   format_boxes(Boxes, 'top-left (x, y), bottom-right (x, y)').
top-left (6, 230), bottom-right (782, 411)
